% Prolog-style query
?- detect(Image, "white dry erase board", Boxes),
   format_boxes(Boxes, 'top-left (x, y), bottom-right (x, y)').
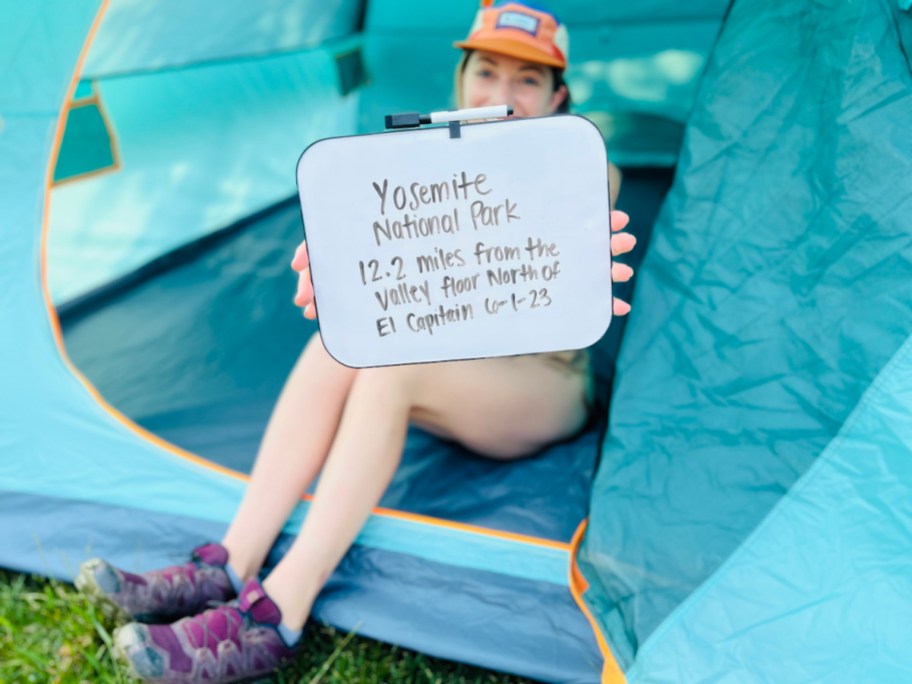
top-left (296, 114), bottom-right (612, 368)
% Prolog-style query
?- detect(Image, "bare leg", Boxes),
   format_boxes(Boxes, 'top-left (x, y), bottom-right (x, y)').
top-left (262, 365), bottom-right (417, 628)
top-left (260, 355), bottom-right (588, 629)
top-left (221, 333), bottom-right (357, 579)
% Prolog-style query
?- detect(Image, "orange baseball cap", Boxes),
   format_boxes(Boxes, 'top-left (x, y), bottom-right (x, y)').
top-left (454, 1), bottom-right (569, 70)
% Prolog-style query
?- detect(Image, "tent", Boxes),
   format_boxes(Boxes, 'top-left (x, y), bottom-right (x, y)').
top-left (2, 0), bottom-right (911, 681)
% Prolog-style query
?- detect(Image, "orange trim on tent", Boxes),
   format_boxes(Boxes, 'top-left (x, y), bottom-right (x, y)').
top-left (38, 5), bottom-right (571, 557)
top-left (41, 1), bottom-right (245, 484)
top-left (569, 519), bottom-right (627, 684)
top-left (369, 504), bottom-right (570, 551)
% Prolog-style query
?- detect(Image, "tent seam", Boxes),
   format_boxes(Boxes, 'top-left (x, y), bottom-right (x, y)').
top-left (569, 519), bottom-right (627, 684)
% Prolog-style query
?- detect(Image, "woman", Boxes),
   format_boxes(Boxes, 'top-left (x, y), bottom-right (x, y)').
top-left (77, 3), bottom-right (636, 681)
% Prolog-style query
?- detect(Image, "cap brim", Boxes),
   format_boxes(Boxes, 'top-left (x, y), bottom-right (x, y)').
top-left (454, 37), bottom-right (565, 69)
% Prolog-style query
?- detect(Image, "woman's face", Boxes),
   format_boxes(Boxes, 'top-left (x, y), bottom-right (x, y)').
top-left (461, 50), bottom-right (567, 118)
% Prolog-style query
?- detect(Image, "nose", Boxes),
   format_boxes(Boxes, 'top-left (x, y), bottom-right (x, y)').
top-left (495, 78), bottom-right (515, 109)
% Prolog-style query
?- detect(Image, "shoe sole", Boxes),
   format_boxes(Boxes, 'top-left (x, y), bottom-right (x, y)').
top-left (112, 623), bottom-right (281, 684)
top-left (112, 623), bottom-right (167, 682)
top-left (74, 559), bottom-right (133, 624)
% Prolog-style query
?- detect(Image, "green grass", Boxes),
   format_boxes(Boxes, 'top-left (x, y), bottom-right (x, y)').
top-left (0, 570), bottom-right (534, 683)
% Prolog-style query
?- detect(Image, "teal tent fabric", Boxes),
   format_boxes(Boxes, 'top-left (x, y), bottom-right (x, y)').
top-left (627, 330), bottom-right (912, 683)
top-left (48, 0), bottom-right (363, 303)
top-left (2, 2), bottom-right (628, 680)
top-left (360, 2), bottom-right (727, 167)
top-left (8, 0), bottom-right (912, 681)
top-left (47, 0), bottom-right (725, 306)
top-left (79, 0), bottom-right (362, 77)
top-left (579, 0), bottom-right (912, 673)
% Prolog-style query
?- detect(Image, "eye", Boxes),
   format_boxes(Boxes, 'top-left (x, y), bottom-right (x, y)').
top-left (476, 68), bottom-right (495, 78)
top-left (521, 75), bottom-right (543, 87)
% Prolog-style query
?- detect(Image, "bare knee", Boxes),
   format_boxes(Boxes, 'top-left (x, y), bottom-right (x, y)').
top-left (291, 332), bottom-right (357, 385)
top-left (303, 331), bottom-right (330, 358)
top-left (299, 332), bottom-right (340, 367)
top-left (350, 364), bottom-right (423, 404)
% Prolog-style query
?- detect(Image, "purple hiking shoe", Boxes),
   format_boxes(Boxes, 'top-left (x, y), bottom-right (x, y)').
top-left (75, 543), bottom-right (235, 623)
top-left (114, 579), bottom-right (298, 683)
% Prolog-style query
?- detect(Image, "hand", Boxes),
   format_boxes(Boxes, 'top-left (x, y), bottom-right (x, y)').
top-left (291, 240), bottom-right (317, 320)
top-left (609, 210), bottom-right (636, 316)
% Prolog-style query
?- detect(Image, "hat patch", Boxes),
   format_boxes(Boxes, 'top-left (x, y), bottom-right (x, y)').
top-left (496, 11), bottom-right (540, 36)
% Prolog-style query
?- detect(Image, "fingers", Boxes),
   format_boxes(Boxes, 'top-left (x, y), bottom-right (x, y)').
top-left (294, 278), bottom-right (314, 317)
top-left (611, 262), bottom-right (634, 283)
top-left (293, 266), bottom-right (317, 319)
top-left (293, 267), bottom-right (313, 303)
top-left (610, 211), bottom-right (635, 312)
top-left (611, 231), bottom-right (636, 257)
top-left (610, 210), bottom-right (630, 232)
top-left (610, 211), bottom-right (635, 256)
top-left (297, 289), bottom-right (316, 319)
top-left (290, 240), bottom-right (310, 272)
top-left (291, 241), bottom-right (317, 319)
